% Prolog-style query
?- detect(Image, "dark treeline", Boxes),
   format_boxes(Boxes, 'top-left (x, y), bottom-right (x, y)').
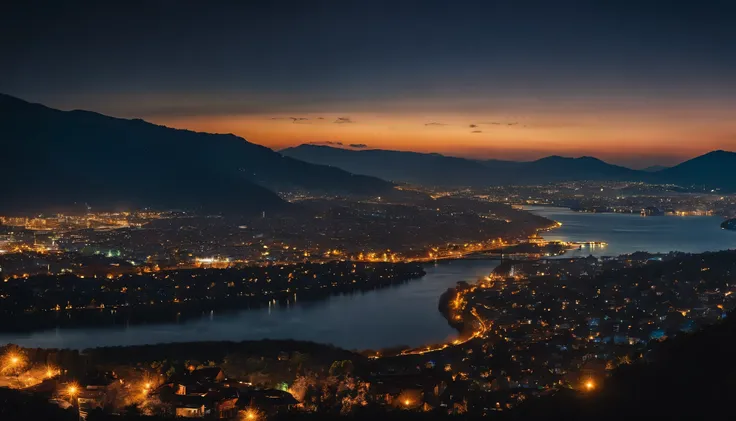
top-left (0, 261), bottom-right (425, 332)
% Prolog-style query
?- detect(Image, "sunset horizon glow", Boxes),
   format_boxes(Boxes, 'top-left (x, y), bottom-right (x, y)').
top-left (3, 1), bottom-right (735, 168)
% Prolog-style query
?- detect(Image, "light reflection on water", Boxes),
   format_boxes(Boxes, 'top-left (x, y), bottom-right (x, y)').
top-left (525, 206), bottom-right (735, 258)
top-left (0, 259), bottom-right (500, 350)
top-left (3, 207), bottom-right (733, 350)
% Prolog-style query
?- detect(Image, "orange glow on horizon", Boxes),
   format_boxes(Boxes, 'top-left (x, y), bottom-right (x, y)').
top-left (146, 100), bottom-right (736, 167)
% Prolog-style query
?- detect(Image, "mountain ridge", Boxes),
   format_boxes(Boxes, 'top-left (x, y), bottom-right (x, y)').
top-left (282, 144), bottom-right (642, 187)
top-left (0, 94), bottom-right (393, 214)
top-left (282, 144), bottom-right (736, 190)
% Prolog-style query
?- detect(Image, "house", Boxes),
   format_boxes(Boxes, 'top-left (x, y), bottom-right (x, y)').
top-left (237, 389), bottom-right (298, 416)
top-left (190, 367), bottom-right (226, 383)
top-left (75, 371), bottom-right (118, 420)
top-left (173, 367), bottom-right (226, 396)
top-left (175, 396), bottom-right (210, 418)
top-left (173, 389), bottom-right (239, 419)
top-left (371, 373), bottom-right (447, 408)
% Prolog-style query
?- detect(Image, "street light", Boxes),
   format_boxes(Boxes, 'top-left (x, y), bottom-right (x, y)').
top-left (67, 384), bottom-right (79, 403)
top-left (2, 352), bottom-right (25, 376)
top-left (585, 380), bottom-right (595, 391)
top-left (243, 409), bottom-right (259, 420)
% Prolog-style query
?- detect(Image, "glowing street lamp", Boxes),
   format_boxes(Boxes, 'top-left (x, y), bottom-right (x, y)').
top-left (243, 409), bottom-right (259, 420)
top-left (67, 384), bottom-right (79, 402)
top-left (2, 352), bottom-right (25, 375)
top-left (584, 379), bottom-right (595, 391)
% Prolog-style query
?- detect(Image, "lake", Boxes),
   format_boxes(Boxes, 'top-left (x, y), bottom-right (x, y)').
top-left (524, 206), bottom-right (736, 257)
top-left (3, 206), bottom-right (735, 351)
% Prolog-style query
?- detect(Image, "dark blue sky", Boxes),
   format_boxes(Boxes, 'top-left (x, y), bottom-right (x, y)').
top-left (2, 0), bottom-right (736, 166)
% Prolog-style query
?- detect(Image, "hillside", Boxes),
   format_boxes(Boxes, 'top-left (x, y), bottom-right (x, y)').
top-left (282, 145), bottom-right (643, 187)
top-left (641, 164), bottom-right (669, 172)
top-left (281, 145), bottom-right (495, 186)
top-left (283, 144), bottom-right (736, 190)
top-left (652, 150), bottom-right (736, 190)
top-left (502, 155), bottom-right (641, 184)
top-left (0, 94), bottom-right (393, 214)
top-left (514, 310), bottom-right (736, 420)
top-left (3, 313), bottom-right (736, 420)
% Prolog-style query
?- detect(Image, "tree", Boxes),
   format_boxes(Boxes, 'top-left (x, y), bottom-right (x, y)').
top-left (328, 360), bottom-right (354, 377)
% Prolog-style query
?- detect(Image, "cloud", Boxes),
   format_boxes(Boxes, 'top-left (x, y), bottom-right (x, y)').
top-left (334, 117), bottom-right (354, 124)
top-left (424, 122), bottom-right (448, 126)
top-left (469, 124), bottom-right (478, 128)
top-left (309, 141), bottom-right (343, 146)
top-left (270, 116), bottom-right (310, 123)
top-left (316, 117), bottom-right (325, 120)
top-left (471, 130), bottom-right (483, 133)
top-left (477, 121), bottom-right (527, 127)
top-left (349, 143), bottom-right (368, 149)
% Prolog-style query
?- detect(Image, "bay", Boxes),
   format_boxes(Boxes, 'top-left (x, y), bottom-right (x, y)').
top-left (525, 206), bottom-right (735, 257)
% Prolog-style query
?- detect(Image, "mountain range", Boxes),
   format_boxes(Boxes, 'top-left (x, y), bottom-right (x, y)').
top-left (0, 94), bottom-right (393, 214)
top-left (3, 92), bottom-right (734, 216)
top-left (282, 144), bottom-right (736, 190)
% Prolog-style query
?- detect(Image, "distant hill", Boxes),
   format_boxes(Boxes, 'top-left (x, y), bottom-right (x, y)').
top-left (281, 145), bottom-right (495, 186)
top-left (283, 144), bottom-right (736, 190)
top-left (500, 155), bottom-right (641, 184)
top-left (0, 94), bottom-right (393, 214)
top-left (651, 150), bottom-right (736, 190)
top-left (282, 145), bottom-right (642, 187)
top-left (641, 164), bottom-right (669, 172)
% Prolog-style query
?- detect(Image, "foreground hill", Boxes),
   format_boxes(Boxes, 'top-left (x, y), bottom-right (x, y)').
top-left (283, 144), bottom-right (736, 190)
top-left (3, 312), bottom-right (736, 420)
top-left (281, 145), bottom-right (642, 187)
top-left (0, 94), bottom-right (392, 214)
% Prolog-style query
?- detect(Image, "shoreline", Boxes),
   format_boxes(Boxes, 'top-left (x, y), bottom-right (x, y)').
top-left (0, 223), bottom-right (563, 352)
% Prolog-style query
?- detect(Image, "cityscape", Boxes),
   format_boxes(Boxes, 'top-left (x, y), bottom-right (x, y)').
top-left (3, 1), bottom-right (736, 421)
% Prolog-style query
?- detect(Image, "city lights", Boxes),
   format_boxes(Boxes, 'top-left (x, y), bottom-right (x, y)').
top-left (66, 383), bottom-right (79, 403)
top-left (242, 408), bottom-right (260, 420)
top-left (2, 351), bottom-right (26, 374)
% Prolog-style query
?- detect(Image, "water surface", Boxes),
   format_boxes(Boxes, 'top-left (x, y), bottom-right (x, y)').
top-left (525, 206), bottom-right (736, 257)
top-left (4, 207), bottom-right (734, 350)
top-left (0, 260), bottom-right (500, 350)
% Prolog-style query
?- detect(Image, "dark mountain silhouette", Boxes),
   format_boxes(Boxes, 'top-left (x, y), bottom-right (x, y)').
top-left (281, 145), bottom-right (495, 186)
top-left (641, 164), bottom-right (668, 172)
top-left (282, 145), bottom-right (641, 187)
top-left (283, 144), bottom-right (736, 190)
top-left (509, 155), bottom-right (641, 183)
top-left (0, 94), bottom-right (392, 214)
top-left (651, 150), bottom-right (736, 190)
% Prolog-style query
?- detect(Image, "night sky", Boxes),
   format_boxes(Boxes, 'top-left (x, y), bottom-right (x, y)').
top-left (3, 0), bottom-right (736, 167)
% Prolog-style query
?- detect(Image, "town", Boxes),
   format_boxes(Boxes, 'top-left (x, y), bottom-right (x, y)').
top-left (3, 249), bottom-right (735, 419)
top-left (0, 196), bottom-right (552, 278)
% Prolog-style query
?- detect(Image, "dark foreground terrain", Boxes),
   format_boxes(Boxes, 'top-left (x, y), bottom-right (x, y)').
top-left (4, 308), bottom-right (736, 420)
